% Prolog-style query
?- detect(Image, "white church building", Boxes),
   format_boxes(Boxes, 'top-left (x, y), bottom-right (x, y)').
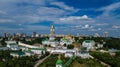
top-left (82, 40), bottom-right (95, 51)
top-left (42, 25), bottom-right (59, 47)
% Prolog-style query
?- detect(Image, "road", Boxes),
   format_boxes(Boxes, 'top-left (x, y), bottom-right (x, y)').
top-left (90, 55), bottom-right (111, 67)
top-left (34, 54), bottom-right (51, 67)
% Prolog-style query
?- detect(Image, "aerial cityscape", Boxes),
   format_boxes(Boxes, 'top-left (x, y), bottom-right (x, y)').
top-left (0, 0), bottom-right (120, 67)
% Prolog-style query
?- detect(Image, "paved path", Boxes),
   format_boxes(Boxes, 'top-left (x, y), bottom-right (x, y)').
top-left (34, 54), bottom-right (51, 67)
top-left (90, 55), bottom-right (111, 67)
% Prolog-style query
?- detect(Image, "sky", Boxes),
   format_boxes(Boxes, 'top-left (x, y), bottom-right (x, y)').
top-left (0, 0), bottom-right (120, 37)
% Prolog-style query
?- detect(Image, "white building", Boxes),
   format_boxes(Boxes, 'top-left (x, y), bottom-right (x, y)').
top-left (19, 46), bottom-right (28, 51)
top-left (42, 39), bottom-right (59, 47)
top-left (97, 43), bottom-right (103, 48)
top-left (60, 35), bottom-right (75, 46)
top-left (10, 51), bottom-right (34, 57)
top-left (24, 51), bottom-right (34, 56)
top-left (77, 51), bottom-right (90, 58)
top-left (6, 41), bottom-right (19, 50)
top-left (18, 42), bottom-right (39, 48)
top-left (65, 52), bottom-right (74, 57)
top-left (82, 40), bottom-right (95, 51)
top-left (42, 25), bottom-right (59, 47)
top-left (29, 48), bottom-right (46, 54)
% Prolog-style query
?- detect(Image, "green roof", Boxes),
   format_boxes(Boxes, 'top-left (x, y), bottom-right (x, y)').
top-left (84, 40), bottom-right (94, 43)
top-left (42, 38), bottom-right (49, 41)
top-left (56, 59), bottom-right (63, 65)
top-left (9, 43), bottom-right (17, 45)
top-left (11, 52), bottom-right (25, 55)
top-left (24, 50), bottom-right (34, 53)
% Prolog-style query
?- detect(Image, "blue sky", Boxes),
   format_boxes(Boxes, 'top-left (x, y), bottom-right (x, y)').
top-left (0, 0), bottom-right (120, 37)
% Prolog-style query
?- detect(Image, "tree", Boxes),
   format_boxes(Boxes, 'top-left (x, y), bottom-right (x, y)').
top-left (67, 45), bottom-right (74, 49)
top-left (63, 44), bottom-right (67, 47)
top-left (0, 62), bottom-right (6, 67)
top-left (1, 38), bottom-right (7, 46)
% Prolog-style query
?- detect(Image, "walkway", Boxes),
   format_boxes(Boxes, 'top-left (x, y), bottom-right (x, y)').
top-left (64, 55), bottom-right (76, 67)
top-left (90, 55), bottom-right (111, 67)
top-left (34, 54), bottom-right (51, 67)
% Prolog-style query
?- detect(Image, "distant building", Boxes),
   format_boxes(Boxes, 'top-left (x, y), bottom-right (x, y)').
top-left (31, 32), bottom-right (39, 37)
top-left (15, 33), bottom-right (21, 37)
top-left (4, 32), bottom-right (10, 38)
top-left (55, 34), bottom-right (65, 37)
top-left (21, 33), bottom-right (26, 37)
top-left (40, 34), bottom-right (48, 37)
top-left (97, 43), bottom-right (103, 48)
top-left (82, 40), bottom-right (95, 51)
top-left (94, 33), bottom-right (100, 37)
top-left (103, 32), bottom-right (108, 37)
top-left (77, 33), bottom-right (80, 37)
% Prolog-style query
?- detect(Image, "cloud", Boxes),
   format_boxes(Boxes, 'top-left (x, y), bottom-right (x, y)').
top-left (36, 7), bottom-right (67, 16)
top-left (84, 24), bottom-right (90, 28)
top-left (57, 15), bottom-right (94, 24)
top-left (90, 28), bottom-right (102, 31)
top-left (0, 0), bottom-right (79, 24)
top-left (50, 2), bottom-right (79, 11)
top-left (112, 25), bottom-right (120, 29)
top-left (93, 2), bottom-right (120, 34)
top-left (25, 25), bottom-right (49, 30)
top-left (0, 10), bottom-right (6, 14)
top-left (95, 23), bottom-right (108, 26)
top-left (0, 0), bottom-right (81, 34)
top-left (97, 2), bottom-right (120, 20)
top-left (0, 26), bottom-right (23, 31)
top-left (98, 2), bottom-right (120, 11)
top-left (0, 19), bottom-right (14, 23)
top-left (60, 15), bottom-right (90, 21)
top-left (69, 24), bottom-right (94, 31)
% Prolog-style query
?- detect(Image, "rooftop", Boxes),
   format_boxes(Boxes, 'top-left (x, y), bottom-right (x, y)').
top-left (84, 40), bottom-right (95, 43)
top-left (56, 59), bottom-right (63, 65)
top-left (11, 51), bottom-right (25, 55)
top-left (30, 48), bottom-right (46, 50)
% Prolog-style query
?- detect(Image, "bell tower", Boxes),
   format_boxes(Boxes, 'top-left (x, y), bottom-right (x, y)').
top-left (49, 25), bottom-right (55, 41)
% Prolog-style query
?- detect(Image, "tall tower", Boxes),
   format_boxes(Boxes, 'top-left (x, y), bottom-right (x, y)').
top-left (103, 32), bottom-right (108, 37)
top-left (49, 25), bottom-right (55, 41)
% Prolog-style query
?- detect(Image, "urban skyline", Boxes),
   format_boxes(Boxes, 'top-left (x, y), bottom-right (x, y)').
top-left (0, 0), bottom-right (120, 37)
top-left (0, 26), bottom-right (111, 38)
